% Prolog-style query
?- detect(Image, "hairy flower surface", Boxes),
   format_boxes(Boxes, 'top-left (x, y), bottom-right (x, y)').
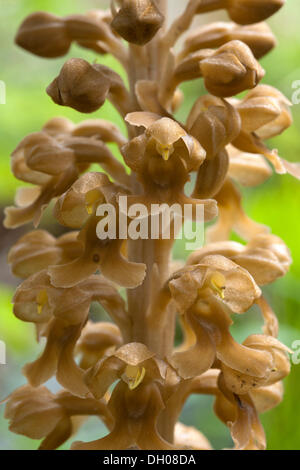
top-left (3, 0), bottom-right (298, 451)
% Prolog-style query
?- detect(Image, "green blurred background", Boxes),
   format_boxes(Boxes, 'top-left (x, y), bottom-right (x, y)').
top-left (0, 0), bottom-right (300, 450)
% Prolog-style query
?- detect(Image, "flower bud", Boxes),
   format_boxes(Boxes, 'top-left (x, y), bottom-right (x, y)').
top-left (240, 85), bottom-right (292, 139)
top-left (196, 0), bottom-right (285, 26)
top-left (192, 149), bottom-right (229, 199)
top-left (226, 0), bottom-right (285, 25)
top-left (46, 58), bottom-right (111, 113)
top-left (200, 40), bottom-right (264, 97)
top-left (189, 97), bottom-right (241, 158)
top-left (15, 12), bottom-right (70, 58)
top-left (64, 14), bottom-right (108, 41)
top-left (111, 0), bottom-right (164, 45)
top-left (182, 22), bottom-right (276, 60)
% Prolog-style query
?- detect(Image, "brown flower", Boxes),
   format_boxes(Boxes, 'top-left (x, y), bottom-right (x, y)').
top-left (13, 270), bottom-right (127, 396)
top-left (199, 40), bottom-right (265, 97)
top-left (235, 85), bottom-right (292, 139)
top-left (50, 172), bottom-right (146, 288)
top-left (221, 334), bottom-right (290, 394)
top-left (84, 342), bottom-right (166, 399)
top-left (188, 233), bottom-right (291, 286)
top-left (123, 112), bottom-right (218, 221)
top-left (72, 381), bottom-right (174, 450)
top-left (231, 86), bottom-right (300, 178)
top-left (170, 255), bottom-right (261, 314)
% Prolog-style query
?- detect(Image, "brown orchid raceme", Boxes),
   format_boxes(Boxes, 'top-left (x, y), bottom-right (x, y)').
top-left (4, 0), bottom-right (297, 452)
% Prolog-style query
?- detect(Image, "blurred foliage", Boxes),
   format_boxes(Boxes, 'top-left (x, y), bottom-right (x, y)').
top-left (0, 0), bottom-right (300, 450)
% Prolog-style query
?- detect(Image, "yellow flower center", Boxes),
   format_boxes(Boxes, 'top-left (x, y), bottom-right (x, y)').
top-left (156, 143), bottom-right (174, 161)
top-left (123, 365), bottom-right (146, 390)
top-left (36, 289), bottom-right (48, 315)
top-left (85, 189), bottom-right (104, 215)
top-left (209, 272), bottom-right (226, 299)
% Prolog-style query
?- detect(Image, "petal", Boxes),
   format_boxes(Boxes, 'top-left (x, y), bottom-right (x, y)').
top-left (228, 147), bottom-right (272, 187)
top-left (39, 417), bottom-right (73, 450)
top-left (100, 246), bottom-right (146, 288)
top-left (199, 255), bottom-right (261, 313)
top-left (84, 355), bottom-right (123, 399)
top-left (125, 111), bottom-right (161, 128)
top-left (231, 248), bottom-right (286, 285)
top-left (250, 381), bottom-right (283, 413)
top-left (72, 119), bottom-right (127, 147)
top-left (49, 256), bottom-right (97, 288)
top-left (22, 319), bottom-right (62, 386)
top-left (168, 311), bottom-right (216, 379)
top-left (56, 325), bottom-right (91, 397)
top-left (147, 118), bottom-right (186, 147)
top-left (8, 230), bottom-right (60, 279)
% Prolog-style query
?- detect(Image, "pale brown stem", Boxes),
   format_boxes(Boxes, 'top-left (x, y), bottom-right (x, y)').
top-left (125, 0), bottom-right (176, 354)
top-left (125, 0), bottom-right (178, 443)
top-left (161, 0), bottom-right (199, 50)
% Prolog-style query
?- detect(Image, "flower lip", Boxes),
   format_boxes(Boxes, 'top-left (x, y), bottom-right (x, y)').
top-left (122, 365), bottom-right (146, 390)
